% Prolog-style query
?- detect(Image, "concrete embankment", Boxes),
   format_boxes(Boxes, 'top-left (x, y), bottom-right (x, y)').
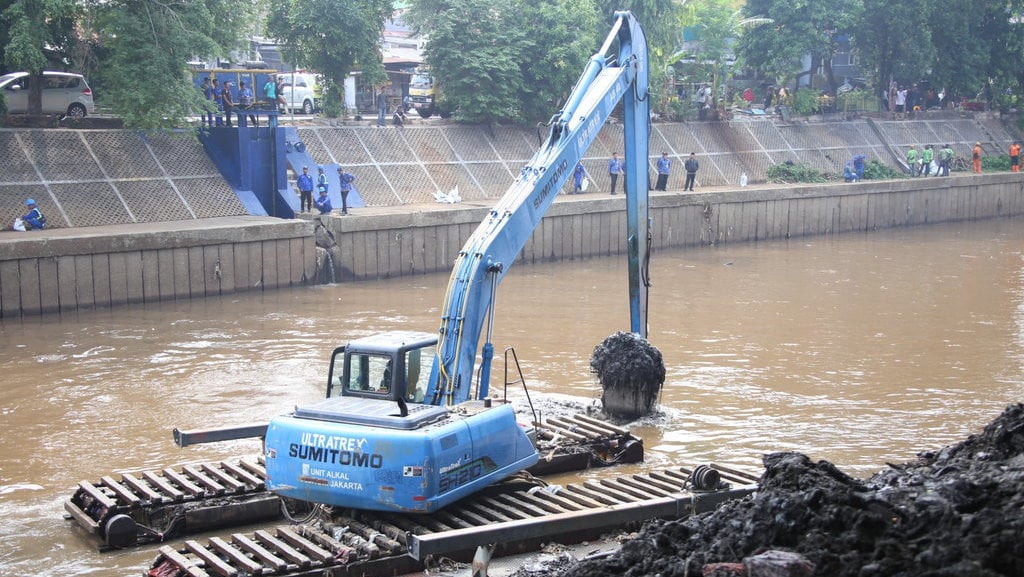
top-left (1, 173), bottom-right (1023, 317)
top-left (321, 172), bottom-right (1024, 281)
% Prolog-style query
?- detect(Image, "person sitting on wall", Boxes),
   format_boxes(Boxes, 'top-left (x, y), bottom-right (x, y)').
top-left (314, 189), bottom-right (332, 215)
top-left (17, 198), bottom-right (47, 230)
top-left (392, 104), bottom-right (407, 126)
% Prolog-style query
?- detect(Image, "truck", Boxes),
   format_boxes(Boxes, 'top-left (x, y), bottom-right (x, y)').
top-left (262, 10), bottom-right (651, 513)
top-left (405, 67), bottom-right (440, 118)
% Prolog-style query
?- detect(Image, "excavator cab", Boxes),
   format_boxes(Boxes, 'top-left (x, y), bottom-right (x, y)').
top-left (326, 331), bottom-right (438, 404)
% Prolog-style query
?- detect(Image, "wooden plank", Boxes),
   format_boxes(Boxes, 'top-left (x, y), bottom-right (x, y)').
top-left (208, 536), bottom-right (263, 575)
top-left (75, 481), bottom-right (116, 510)
top-left (231, 533), bottom-right (287, 571)
top-left (199, 463), bottom-right (245, 491)
top-left (142, 471), bottom-right (185, 501)
top-left (184, 540), bottom-right (238, 577)
top-left (120, 473), bottom-right (164, 503)
top-left (219, 460), bottom-right (264, 488)
top-left (37, 256), bottom-right (59, 314)
top-left (253, 529), bottom-right (311, 567)
top-left (162, 468), bottom-right (204, 497)
top-left (17, 259), bottom-right (40, 315)
top-left (237, 458), bottom-right (266, 479)
top-left (100, 475), bottom-right (141, 506)
top-left (156, 545), bottom-right (211, 577)
top-left (182, 465), bottom-right (225, 494)
top-left (276, 526), bottom-right (333, 562)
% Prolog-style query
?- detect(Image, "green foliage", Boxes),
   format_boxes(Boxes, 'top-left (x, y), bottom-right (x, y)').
top-left (982, 155), bottom-right (1012, 172)
top-left (862, 159), bottom-right (905, 180)
top-left (267, 0), bottom-right (391, 92)
top-left (790, 89), bottom-right (820, 115)
top-left (91, 0), bottom-right (220, 129)
top-left (408, 0), bottom-right (601, 124)
top-left (767, 161), bottom-right (831, 183)
top-left (319, 79), bottom-right (344, 118)
top-left (836, 88), bottom-right (874, 112)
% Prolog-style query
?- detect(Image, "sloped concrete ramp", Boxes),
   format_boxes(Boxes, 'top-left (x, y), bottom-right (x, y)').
top-left (0, 129), bottom-right (248, 230)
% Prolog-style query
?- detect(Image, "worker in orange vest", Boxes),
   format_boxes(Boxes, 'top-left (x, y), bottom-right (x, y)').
top-left (972, 142), bottom-right (983, 174)
top-left (1010, 141), bottom-right (1021, 172)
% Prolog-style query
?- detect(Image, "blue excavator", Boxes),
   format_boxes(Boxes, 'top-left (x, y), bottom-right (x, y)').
top-left (262, 10), bottom-right (652, 513)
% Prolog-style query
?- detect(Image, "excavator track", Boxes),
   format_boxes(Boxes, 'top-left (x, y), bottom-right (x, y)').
top-left (146, 463), bottom-right (760, 577)
top-left (65, 413), bottom-right (642, 550)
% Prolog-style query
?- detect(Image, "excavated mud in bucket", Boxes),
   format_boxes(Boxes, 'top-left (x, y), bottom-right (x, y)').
top-left (590, 332), bottom-right (665, 419)
top-left (514, 403), bottom-right (1024, 577)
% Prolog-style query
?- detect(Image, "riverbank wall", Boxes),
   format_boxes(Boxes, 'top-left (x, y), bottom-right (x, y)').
top-left (0, 216), bottom-right (314, 316)
top-left (1, 173), bottom-right (1021, 317)
top-left (325, 172), bottom-right (1024, 281)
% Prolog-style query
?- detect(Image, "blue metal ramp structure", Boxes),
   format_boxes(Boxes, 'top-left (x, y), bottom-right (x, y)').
top-left (282, 126), bottom-right (365, 212)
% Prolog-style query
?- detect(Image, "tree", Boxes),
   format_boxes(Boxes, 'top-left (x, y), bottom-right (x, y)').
top-left (739, 0), bottom-right (863, 94)
top-left (407, 0), bottom-right (600, 124)
top-left (267, 0), bottom-right (392, 114)
top-left (2, 0), bottom-right (80, 114)
top-left (670, 0), bottom-right (771, 113)
top-left (90, 0), bottom-right (222, 128)
top-left (853, 0), bottom-right (934, 95)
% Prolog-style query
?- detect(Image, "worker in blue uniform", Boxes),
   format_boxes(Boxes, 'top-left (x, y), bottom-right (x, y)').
top-left (21, 198), bottom-right (46, 230)
top-left (296, 166), bottom-right (314, 213)
top-left (314, 189), bottom-right (332, 214)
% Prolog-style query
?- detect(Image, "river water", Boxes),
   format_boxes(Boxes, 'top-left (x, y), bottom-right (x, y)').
top-left (3, 217), bottom-right (1024, 576)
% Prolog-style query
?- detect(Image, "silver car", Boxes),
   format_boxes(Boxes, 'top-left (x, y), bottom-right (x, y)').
top-left (0, 71), bottom-right (96, 117)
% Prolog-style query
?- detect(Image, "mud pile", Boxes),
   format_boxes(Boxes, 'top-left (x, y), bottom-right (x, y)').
top-left (591, 332), bottom-right (665, 418)
top-left (524, 403), bottom-right (1024, 577)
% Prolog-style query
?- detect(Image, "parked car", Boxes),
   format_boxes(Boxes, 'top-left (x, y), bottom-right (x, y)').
top-left (277, 72), bottom-right (318, 114)
top-left (0, 71), bottom-right (95, 117)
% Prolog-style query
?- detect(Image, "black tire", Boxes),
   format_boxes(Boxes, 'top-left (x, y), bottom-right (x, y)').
top-left (66, 103), bottom-right (87, 118)
top-left (416, 107), bottom-right (433, 119)
top-left (302, 99), bottom-right (313, 115)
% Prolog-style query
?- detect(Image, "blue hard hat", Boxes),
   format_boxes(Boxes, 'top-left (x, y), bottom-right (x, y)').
top-left (25, 198), bottom-right (36, 206)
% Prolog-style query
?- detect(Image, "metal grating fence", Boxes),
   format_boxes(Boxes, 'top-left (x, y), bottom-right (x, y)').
top-left (2, 116), bottom-right (1019, 229)
top-left (0, 128), bottom-right (248, 229)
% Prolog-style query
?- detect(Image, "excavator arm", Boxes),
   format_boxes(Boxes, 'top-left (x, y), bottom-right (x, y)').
top-left (430, 11), bottom-right (650, 406)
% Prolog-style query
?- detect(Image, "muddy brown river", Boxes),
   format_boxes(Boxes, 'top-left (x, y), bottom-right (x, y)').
top-left (2, 218), bottom-right (1024, 576)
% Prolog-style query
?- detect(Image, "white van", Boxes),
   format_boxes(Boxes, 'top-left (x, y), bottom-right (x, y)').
top-left (277, 72), bottom-right (318, 114)
top-left (0, 71), bottom-right (95, 117)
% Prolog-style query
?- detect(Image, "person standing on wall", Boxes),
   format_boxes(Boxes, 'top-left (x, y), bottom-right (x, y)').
top-left (337, 166), bottom-right (356, 215)
top-left (683, 152), bottom-right (699, 191)
top-left (212, 78), bottom-right (224, 126)
top-left (939, 144), bottom-right (954, 176)
top-left (655, 152), bottom-right (671, 191)
top-left (376, 88), bottom-right (388, 127)
top-left (906, 145), bottom-right (919, 176)
top-left (973, 142), bottom-right (983, 174)
top-left (201, 77), bottom-right (215, 127)
top-left (296, 166), bottom-right (314, 213)
top-left (238, 81), bottom-right (256, 127)
top-left (1010, 141), bottom-right (1021, 172)
top-left (221, 81), bottom-right (235, 128)
top-left (608, 152), bottom-right (624, 195)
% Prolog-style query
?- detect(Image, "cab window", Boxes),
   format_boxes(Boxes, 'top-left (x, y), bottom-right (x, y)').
top-left (348, 353), bottom-right (392, 395)
top-left (404, 345), bottom-right (436, 404)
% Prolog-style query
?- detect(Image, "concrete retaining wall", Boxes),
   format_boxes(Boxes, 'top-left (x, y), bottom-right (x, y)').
top-left (323, 173), bottom-right (1024, 281)
top-left (0, 216), bottom-right (315, 316)
top-left (2, 174), bottom-right (1021, 317)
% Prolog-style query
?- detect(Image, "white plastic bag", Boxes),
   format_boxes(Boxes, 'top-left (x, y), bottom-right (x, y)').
top-left (12, 218), bottom-right (26, 232)
top-left (581, 177), bottom-right (589, 192)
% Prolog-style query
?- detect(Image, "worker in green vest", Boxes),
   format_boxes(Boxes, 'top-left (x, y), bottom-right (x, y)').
top-left (939, 144), bottom-right (954, 176)
top-left (907, 145), bottom-right (919, 176)
top-left (921, 145), bottom-right (934, 177)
